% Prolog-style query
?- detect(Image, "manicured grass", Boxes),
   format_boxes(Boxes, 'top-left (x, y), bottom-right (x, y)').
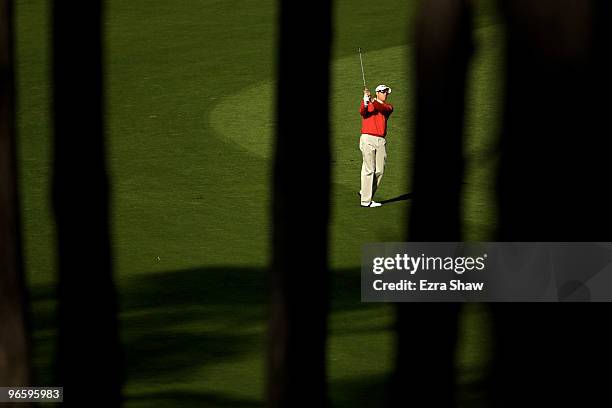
top-left (16, 0), bottom-right (501, 406)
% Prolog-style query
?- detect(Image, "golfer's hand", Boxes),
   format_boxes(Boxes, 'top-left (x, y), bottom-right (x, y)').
top-left (363, 89), bottom-right (371, 105)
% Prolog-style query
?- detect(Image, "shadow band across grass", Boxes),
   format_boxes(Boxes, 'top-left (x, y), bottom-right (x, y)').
top-left (28, 265), bottom-right (489, 407)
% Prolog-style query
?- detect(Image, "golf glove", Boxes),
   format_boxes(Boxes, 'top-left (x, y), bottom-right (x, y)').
top-left (363, 95), bottom-right (369, 106)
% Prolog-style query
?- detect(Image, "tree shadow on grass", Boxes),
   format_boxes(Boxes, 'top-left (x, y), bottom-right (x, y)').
top-left (29, 266), bottom-right (395, 405)
top-left (330, 368), bottom-right (488, 407)
top-left (28, 268), bottom-right (270, 386)
top-left (28, 266), bottom-right (490, 406)
top-left (331, 374), bottom-right (388, 408)
top-left (119, 267), bottom-right (270, 386)
top-left (126, 390), bottom-right (263, 408)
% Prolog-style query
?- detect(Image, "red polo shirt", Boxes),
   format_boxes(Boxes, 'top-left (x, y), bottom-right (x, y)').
top-left (359, 99), bottom-right (394, 137)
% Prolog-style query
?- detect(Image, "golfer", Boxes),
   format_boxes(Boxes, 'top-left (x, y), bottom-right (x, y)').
top-left (359, 84), bottom-right (393, 207)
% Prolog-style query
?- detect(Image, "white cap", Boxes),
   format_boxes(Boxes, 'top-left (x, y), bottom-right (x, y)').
top-left (375, 84), bottom-right (392, 94)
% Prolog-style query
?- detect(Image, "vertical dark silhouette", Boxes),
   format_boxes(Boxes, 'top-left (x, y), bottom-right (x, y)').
top-left (392, 1), bottom-right (474, 406)
top-left (268, 0), bottom-right (332, 406)
top-left (52, 2), bottom-right (122, 405)
top-left (0, 0), bottom-right (32, 391)
top-left (491, 0), bottom-right (612, 406)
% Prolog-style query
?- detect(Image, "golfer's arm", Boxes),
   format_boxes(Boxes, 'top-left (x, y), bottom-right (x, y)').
top-left (359, 100), bottom-right (374, 117)
top-left (372, 101), bottom-right (393, 115)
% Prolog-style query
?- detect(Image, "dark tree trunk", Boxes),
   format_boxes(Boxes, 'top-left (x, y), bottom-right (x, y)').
top-left (0, 0), bottom-right (32, 394)
top-left (492, 0), bottom-right (612, 406)
top-left (393, 1), bottom-right (474, 406)
top-left (268, 0), bottom-right (332, 406)
top-left (52, 2), bottom-right (122, 405)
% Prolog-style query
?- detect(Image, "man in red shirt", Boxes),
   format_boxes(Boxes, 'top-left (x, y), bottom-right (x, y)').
top-left (359, 84), bottom-right (393, 207)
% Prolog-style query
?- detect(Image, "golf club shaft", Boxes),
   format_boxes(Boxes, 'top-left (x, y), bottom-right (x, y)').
top-left (358, 48), bottom-right (367, 89)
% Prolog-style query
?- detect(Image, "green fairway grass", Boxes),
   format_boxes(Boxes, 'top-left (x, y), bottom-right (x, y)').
top-left (16, 0), bottom-right (501, 406)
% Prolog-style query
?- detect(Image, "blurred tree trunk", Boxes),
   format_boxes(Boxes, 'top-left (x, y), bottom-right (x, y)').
top-left (52, 1), bottom-right (122, 405)
top-left (0, 0), bottom-right (32, 395)
top-left (492, 0), bottom-right (612, 406)
top-left (393, 1), bottom-right (474, 406)
top-left (268, 0), bottom-right (332, 406)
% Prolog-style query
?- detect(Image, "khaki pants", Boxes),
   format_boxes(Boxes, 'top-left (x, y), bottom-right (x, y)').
top-left (359, 134), bottom-right (387, 205)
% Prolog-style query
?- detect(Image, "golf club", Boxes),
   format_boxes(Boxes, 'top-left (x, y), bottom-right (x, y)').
top-left (358, 47), bottom-right (367, 90)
